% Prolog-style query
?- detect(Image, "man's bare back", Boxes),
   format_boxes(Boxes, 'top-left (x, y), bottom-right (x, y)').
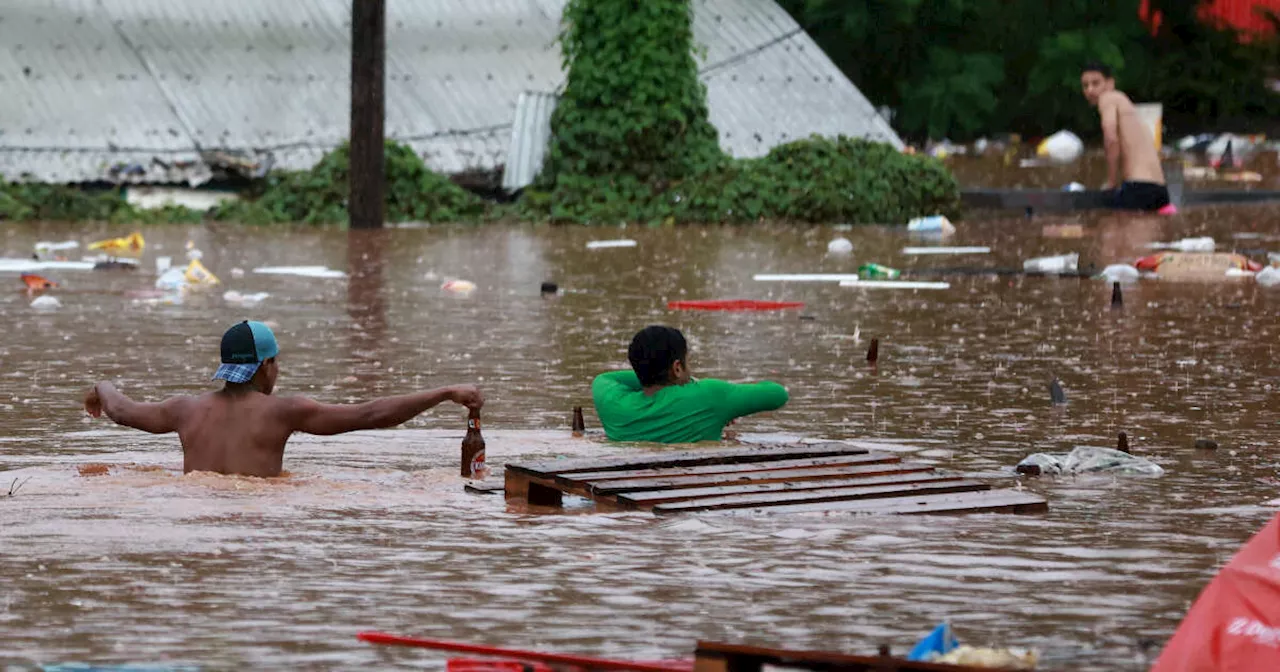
top-left (83, 320), bottom-right (482, 478)
top-left (1096, 90), bottom-right (1164, 186)
top-left (166, 389), bottom-right (294, 477)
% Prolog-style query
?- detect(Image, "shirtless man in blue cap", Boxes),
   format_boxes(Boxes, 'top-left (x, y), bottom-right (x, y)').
top-left (83, 320), bottom-right (483, 477)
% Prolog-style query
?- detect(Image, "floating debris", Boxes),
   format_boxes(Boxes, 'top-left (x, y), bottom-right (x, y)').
top-left (442, 279), bottom-right (477, 295)
top-left (826, 237), bottom-right (853, 255)
top-left (252, 266), bottom-right (346, 279)
top-left (839, 280), bottom-right (951, 290)
top-left (30, 295), bottom-right (61, 311)
top-left (1017, 447), bottom-right (1164, 476)
top-left (754, 273), bottom-right (862, 283)
top-left (902, 246), bottom-right (991, 255)
top-left (585, 239), bottom-right (637, 250)
top-left (1048, 378), bottom-right (1066, 405)
top-left (906, 215), bottom-right (956, 235)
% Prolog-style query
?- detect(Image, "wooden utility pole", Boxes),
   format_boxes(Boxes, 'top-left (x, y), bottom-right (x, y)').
top-left (349, 0), bottom-right (386, 229)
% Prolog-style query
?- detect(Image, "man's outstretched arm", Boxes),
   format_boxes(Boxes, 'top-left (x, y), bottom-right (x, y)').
top-left (283, 385), bottom-right (484, 436)
top-left (84, 382), bottom-right (187, 434)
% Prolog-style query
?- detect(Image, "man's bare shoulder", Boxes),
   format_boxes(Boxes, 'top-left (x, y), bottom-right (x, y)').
top-left (1098, 90), bottom-right (1134, 110)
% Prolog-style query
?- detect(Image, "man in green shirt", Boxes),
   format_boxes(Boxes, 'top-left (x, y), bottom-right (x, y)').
top-left (591, 325), bottom-right (789, 443)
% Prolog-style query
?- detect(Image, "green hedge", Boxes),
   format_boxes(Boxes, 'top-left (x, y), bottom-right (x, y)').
top-left (522, 135), bottom-right (959, 224)
top-left (210, 141), bottom-right (487, 225)
top-left (0, 182), bottom-right (203, 224)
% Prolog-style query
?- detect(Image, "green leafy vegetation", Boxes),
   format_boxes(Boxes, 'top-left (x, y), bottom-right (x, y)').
top-left (523, 135), bottom-right (958, 224)
top-left (0, 182), bottom-right (204, 224)
top-left (1, 142), bottom-right (490, 226)
top-left (211, 141), bottom-right (488, 225)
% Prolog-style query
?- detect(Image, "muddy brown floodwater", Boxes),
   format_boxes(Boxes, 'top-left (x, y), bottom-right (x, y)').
top-left (2, 207), bottom-right (1279, 670)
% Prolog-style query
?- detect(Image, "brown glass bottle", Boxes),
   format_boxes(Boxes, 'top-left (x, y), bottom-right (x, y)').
top-left (571, 406), bottom-right (585, 437)
top-left (461, 408), bottom-right (486, 478)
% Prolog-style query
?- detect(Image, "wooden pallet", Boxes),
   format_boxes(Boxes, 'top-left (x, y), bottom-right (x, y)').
top-left (695, 640), bottom-right (998, 672)
top-left (503, 443), bottom-right (1047, 516)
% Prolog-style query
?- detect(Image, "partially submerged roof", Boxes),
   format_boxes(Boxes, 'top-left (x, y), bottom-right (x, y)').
top-left (0, 0), bottom-right (901, 185)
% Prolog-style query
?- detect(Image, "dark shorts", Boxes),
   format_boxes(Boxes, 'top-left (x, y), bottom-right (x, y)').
top-left (1107, 181), bottom-right (1170, 211)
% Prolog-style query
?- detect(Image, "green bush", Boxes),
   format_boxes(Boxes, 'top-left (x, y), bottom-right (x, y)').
top-left (523, 136), bottom-right (959, 224)
top-left (212, 141), bottom-right (487, 225)
top-left (1, 141), bottom-right (483, 226)
top-left (0, 183), bottom-right (127, 222)
top-left (0, 182), bottom-right (208, 224)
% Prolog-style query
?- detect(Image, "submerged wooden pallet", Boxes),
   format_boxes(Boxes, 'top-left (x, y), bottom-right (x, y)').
top-left (696, 640), bottom-right (999, 672)
top-left (503, 443), bottom-right (1047, 516)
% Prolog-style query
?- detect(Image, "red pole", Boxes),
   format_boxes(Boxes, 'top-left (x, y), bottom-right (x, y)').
top-left (357, 632), bottom-right (692, 672)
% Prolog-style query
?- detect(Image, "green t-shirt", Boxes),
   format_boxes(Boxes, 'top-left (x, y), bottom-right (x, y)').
top-left (591, 370), bottom-right (789, 443)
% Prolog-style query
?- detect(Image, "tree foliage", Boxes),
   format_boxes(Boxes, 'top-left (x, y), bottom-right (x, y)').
top-left (781, 0), bottom-right (1280, 140)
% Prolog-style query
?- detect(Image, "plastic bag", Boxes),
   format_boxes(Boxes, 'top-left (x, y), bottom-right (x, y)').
top-left (1100, 264), bottom-right (1140, 283)
top-left (1017, 447), bottom-right (1164, 476)
top-left (1037, 130), bottom-right (1084, 164)
top-left (1257, 266), bottom-right (1280, 288)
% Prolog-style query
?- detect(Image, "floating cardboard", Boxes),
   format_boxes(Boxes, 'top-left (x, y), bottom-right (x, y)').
top-left (1153, 252), bottom-right (1253, 281)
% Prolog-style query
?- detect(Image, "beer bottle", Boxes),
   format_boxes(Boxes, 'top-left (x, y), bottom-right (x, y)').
top-left (571, 406), bottom-right (585, 437)
top-left (461, 408), bottom-right (486, 478)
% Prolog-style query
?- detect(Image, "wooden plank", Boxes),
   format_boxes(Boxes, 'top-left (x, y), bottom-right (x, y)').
top-left (563, 453), bottom-right (888, 482)
top-left (463, 479), bottom-right (504, 495)
top-left (651, 479), bottom-right (991, 514)
top-left (696, 641), bottom-right (997, 672)
top-left (616, 470), bottom-right (963, 506)
top-left (503, 470), bottom-right (564, 506)
top-left (585, 459), bottom-right (921, 496)
top-left (694, 489), bottom-right (1047, 517)
top-left (507, 442), bottom-right (867, 478)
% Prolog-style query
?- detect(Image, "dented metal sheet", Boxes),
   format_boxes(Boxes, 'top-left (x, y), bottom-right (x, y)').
top-left (502, 91), bottom-right (558, 193)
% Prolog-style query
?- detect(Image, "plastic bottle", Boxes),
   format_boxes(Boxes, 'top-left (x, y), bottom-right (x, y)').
top-left (858, 263), bottom-right (901, 279)
top-left (1171, 237), bottom-right (1216, 252)
top-left (461, 409), bottom-right (487, 478)
top-left (1023, 253), bottom-right (1079, 274)
top-left (827, 237), bottom-right (854, 255)
top-left (1148, 237), bottom-right (1215, 252)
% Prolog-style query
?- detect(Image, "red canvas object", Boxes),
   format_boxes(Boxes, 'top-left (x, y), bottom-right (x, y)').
top-left (667, 300), bottom-right (805, 312)
top-left (1151, 513), bottom-right (1280, 671)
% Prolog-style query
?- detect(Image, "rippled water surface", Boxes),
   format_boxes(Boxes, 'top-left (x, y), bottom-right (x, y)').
top-left (3, 207), bottom-right (1280, 670)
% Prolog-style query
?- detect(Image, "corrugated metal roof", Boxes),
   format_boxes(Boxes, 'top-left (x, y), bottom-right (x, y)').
top-left (1, 0), bottom-right (900, 185)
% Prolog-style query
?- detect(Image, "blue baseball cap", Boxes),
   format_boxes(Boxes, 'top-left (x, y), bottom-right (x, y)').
top-left (212, 320), bottom-right (279, 384)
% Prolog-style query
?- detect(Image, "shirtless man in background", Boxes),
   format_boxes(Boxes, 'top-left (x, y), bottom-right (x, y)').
top-left (1080, 62), bottom-right (1170, 211)
top-left (84, 320), bottom-right (483, 477)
